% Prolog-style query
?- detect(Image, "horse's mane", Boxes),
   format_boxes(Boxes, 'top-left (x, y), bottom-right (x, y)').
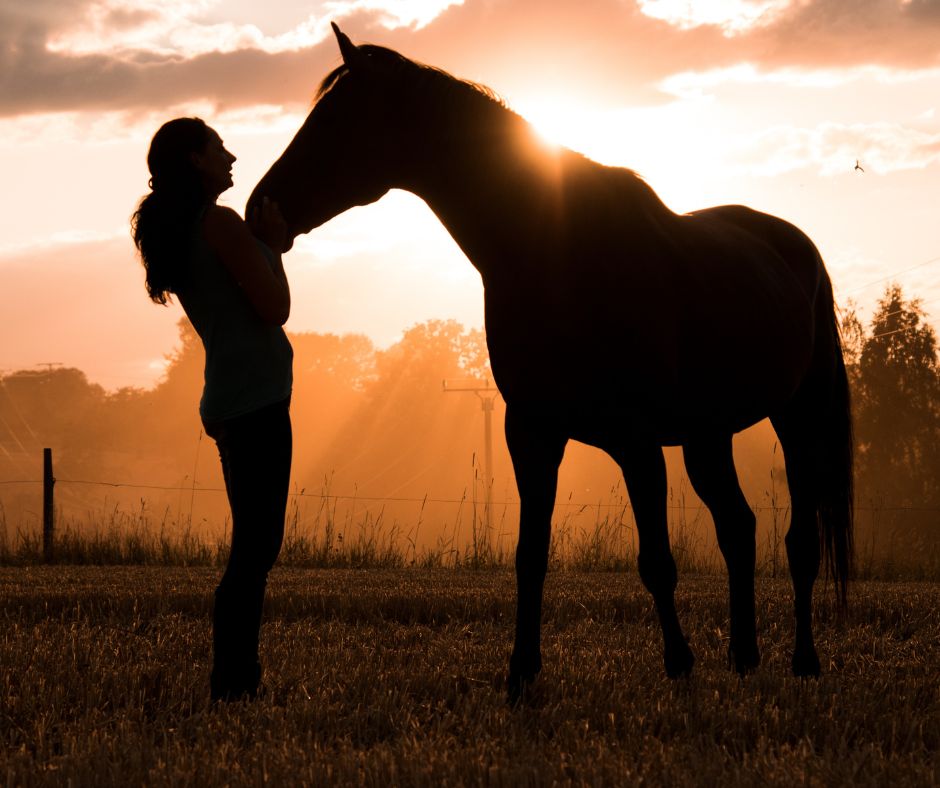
top-left (317, 44), bottom-right (503, 105)
top-left (316, 44), bottom-right (673, 219)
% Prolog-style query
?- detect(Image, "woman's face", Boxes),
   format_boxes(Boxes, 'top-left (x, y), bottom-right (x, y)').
top-left (192, 129), bottom-right (237, 197)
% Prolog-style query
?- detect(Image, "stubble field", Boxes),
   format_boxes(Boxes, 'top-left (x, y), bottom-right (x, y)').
top-left (1, 567), bottom-right (937, 786)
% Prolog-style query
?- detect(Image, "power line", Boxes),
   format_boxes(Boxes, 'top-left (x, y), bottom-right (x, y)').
top-left (871, 296), bottom-right (940, 324)
top-left (841, 254), bottom-right (940, 297)
top-left (868, 325), bottom-right (922, 341)
top-left (57, 478), bottom-right (219, 493)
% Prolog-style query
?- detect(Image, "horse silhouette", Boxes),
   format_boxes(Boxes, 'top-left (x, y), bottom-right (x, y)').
top-left (249, 24), bottom-right (854, 702)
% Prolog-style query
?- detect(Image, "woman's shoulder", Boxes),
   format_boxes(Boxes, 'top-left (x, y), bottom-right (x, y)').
top-left (203, 204), bottom-right (244, 231)
top-left (202, 204), bottom-right (251, 247)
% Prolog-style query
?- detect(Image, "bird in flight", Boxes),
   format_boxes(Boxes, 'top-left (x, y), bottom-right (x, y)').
top-left (854, 159), bottom-right (865, 173)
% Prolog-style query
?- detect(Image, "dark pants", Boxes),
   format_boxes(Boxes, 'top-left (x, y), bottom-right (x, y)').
top-left (203, 398), bottom-right (291, 701)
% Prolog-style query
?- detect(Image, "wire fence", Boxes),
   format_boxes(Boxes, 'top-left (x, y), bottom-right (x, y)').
top-left (2, 456), bottom-right (937, 580)
top-left (1, 475), bottom-right (938, 513)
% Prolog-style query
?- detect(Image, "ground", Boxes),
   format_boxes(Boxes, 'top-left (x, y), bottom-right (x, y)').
top-left (1, 567), bottom-right (937, 786)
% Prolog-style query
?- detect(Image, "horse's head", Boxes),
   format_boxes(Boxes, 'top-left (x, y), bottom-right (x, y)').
top-left (248, 24), bottom-right (415, 250)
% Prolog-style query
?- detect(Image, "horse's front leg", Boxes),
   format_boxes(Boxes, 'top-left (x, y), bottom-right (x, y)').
top-left (505, 404), bottom-right (567, 704)
top-left (615, 443), bottom-right (695, 678)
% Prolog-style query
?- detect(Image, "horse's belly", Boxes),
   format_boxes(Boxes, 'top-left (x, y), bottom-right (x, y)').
top-left (483, 241), bottom-right (815, 442)
top-left (689, 294), bottom-right (811, 382)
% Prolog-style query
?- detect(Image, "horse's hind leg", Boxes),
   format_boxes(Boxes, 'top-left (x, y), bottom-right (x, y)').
top-left (683, 436), bottom-right (760, 674)
top-left (615, 444), bottom-right (695, 678)
top-left (771, 413), bottom-right (822, 677)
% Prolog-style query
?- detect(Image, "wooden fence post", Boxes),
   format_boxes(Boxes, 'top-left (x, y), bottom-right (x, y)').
top-left (43, 448), bottom-right (54, 562)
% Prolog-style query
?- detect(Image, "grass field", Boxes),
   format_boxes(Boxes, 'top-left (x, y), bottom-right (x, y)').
top-left (2, 567), bottom-right (937, 786)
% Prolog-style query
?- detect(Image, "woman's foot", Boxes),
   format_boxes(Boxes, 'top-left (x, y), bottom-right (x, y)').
top-left (210, 663), bottom-right (262, 703)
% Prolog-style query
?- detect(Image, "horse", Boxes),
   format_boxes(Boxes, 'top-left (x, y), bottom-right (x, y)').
top-left (249, 24), bottom-right (854, 702)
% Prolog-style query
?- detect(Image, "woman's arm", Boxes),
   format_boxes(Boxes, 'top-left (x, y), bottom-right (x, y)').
top-left (203, 200), bottom-right (291, 325)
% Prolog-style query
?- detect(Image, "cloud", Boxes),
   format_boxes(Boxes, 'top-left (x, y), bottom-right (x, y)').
top-left (636, 0), bottom-right (793, 35)
top-left (660, 62), bottom-right (877, 99)
top-left (1, 0), bottom-right (939, 118)
top-left (738, 0), bottom-right (940, 70)
top-left (320, 0), bottom-right (466, 31)
top-left (46, 0), bottom-right (327, 57)
top-left (0, 36), bottom-right (332, 116)
top-left (729, 120), bottom-right (940, 176)
top-left (0, 0), bottom-right (352, 116)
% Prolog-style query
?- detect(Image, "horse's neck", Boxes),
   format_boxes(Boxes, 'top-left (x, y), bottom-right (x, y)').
top-left (408, 122), bottom-right (670, 283)
top-left (407, 120), bottom-right (574, 279)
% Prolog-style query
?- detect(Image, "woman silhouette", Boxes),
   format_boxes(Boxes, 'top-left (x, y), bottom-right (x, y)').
top-left (132, 117), bottom-right (293, 702)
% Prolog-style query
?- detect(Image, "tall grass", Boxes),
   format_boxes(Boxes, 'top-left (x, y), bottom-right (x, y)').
top-left (2, 482), bottom-right (936, 580)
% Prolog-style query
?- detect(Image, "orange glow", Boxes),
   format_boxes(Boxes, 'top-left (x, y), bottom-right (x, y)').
top-left (0, 1), bottom-right (938, 393)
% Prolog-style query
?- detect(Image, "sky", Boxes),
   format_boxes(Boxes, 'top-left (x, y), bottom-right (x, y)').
top-left (1, 0), bottom-right (939, 390)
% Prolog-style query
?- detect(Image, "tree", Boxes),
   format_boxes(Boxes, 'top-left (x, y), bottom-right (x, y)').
top-left (839, 299), bottom-right (865, 393)
top-left (848, 284), bottom-right (940, 509)
top-left (312, 320), bottom-right (498, 500)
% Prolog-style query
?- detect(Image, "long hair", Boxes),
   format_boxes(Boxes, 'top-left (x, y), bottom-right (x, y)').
top-left (131, 117), bottom-right (210, 304)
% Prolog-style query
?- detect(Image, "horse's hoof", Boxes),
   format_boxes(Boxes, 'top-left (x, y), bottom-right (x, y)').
top-left (730, 642), bottom-right (761, 676)
top-left (664, 642), bottom-right (695, 679)
top-left (791, 646), bottom-right (821, 678)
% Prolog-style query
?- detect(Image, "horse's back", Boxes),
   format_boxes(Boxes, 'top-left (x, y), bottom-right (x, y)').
top-left (684, 205), bottom-right (823, 299)
top-left (482, 164), bottom-right (827, 440)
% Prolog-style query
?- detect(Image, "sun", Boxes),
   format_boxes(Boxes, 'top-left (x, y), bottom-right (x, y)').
top-left (515, 97), bottom-right (595, 152)
top-left (511, 94), bottom-right (725, 215)
top-left (512, 94), bottom-right (636, 169)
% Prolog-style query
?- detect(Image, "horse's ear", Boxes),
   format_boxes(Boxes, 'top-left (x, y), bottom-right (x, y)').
top-left (331, 22), bottom-right (367, 71)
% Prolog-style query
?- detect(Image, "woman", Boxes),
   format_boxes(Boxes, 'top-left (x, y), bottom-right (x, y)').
top-left (132, 117), bottom-right (292, 702)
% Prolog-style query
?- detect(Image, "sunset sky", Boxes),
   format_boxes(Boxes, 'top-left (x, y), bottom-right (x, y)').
top-left (2, 0), bottom-right (939, 390)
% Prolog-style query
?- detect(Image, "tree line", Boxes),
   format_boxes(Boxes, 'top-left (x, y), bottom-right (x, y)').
top-left (841, 284), bottom-right (940, 518)
top-left (1, 284), bottom-right (937, 538)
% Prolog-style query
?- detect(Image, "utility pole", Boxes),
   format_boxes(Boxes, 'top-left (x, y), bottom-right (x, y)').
top-left (443, 377), bottom-right (500, 534)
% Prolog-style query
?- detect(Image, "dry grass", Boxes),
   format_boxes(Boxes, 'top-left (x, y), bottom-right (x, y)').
top-left (1, 567), bottom-right (937, 786)
top-left (4, 493), bottom-right (937, 582)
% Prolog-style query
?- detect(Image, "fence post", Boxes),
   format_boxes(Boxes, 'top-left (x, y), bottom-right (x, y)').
top-left (43, 448), bottom-right (54, 562)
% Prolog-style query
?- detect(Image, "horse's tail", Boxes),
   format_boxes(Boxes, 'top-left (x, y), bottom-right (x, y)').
top-left (816, 279), bottom-right (855, 608)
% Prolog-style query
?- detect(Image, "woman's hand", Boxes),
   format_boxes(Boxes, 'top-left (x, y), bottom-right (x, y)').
top-left (249, 196), bottom-right (288, 253)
